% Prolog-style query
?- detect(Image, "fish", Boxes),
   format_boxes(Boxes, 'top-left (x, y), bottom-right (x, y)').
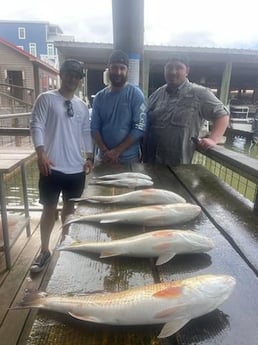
top-left (58, 229), bottom-right (214, 265)
top-left (92, 172), bottom-right (152, 180)
top-left (71, 188), bottom-right (186, 205)
top-left (63, 203), bottom-right (201, 227)
top-left (15, 274), bottom-right (236, 338)
top-left (89, 178), bottom-right (154, 188)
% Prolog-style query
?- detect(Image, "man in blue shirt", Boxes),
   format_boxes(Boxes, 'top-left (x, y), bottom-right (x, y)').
top-left (91, 50), bottom-right (147, 164)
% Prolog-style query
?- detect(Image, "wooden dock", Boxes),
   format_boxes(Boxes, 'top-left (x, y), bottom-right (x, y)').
top-left (0, 162), bottom-right (258, 345)
top-left (4, 163), bottom-right (256, 345)
top-left (0, 213), bottom-right (62, 345)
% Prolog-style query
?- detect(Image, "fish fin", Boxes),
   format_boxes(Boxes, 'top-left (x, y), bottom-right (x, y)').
top-left (57, 235), bottom-right (81, 251)
top-left (100, 251), bottom-right (123, 258)
top-left (13, 289), bottom-right (47, 309)
top-left (158, 319), bottom-right (190, 338)
top-left (69, 312), bottom-right (102, 323)
top-left (156, 252), bottom-right (176, 265)
top-left (100, 219), bottom-right (120, 224)
top-left (153, 285), bottom-right (182, 298)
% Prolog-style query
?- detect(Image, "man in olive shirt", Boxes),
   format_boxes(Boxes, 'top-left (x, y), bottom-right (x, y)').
top-left (143, 55), bottom-right (229, 166)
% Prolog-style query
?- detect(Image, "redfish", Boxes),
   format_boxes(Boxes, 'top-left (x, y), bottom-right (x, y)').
top-left (58, 229), bottom-right (214, 265)
top-left (89, 178), bottom-right (153, 188)
top-left (71, 188), bottom-right (186, 205)
top-left (92, 172), bottom-right (152, 180)
top-left (15, 274), bottom-right (235, 338)
top-left (63, 203), bottom-right (201, 227)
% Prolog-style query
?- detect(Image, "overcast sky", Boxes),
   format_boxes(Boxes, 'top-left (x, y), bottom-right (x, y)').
top-left (2, 0), bottom-right (258, 49)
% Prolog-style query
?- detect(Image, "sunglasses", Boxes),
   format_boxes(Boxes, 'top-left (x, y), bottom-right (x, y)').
top-left (64, 100), bottom-right (74, 117)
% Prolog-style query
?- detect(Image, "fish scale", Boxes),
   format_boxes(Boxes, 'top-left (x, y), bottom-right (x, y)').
top-left (16, 275), bottom-right (236, 339)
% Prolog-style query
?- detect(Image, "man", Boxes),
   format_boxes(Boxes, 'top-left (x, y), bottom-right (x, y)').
top-left (143, 55), bottom-right (229, 166)
top-left (91, 50), bottom-right (147, 164)
top-left (30, 59), bottom-right (93, 273)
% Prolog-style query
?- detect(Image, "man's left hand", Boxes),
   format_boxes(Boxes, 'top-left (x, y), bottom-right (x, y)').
top-left (197, 137), bottom-right (217, 151)
top-left (84, 159), bottom-right (93, 175)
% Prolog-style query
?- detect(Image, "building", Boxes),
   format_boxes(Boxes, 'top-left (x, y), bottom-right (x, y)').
top-left (0, 37), bottom-right (59, 113)
top-left (0, 20), bottom-right (74, 68)
top-left (54, 41), bottom-right (258, 112)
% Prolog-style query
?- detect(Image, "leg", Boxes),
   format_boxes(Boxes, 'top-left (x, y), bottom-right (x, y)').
top-left (40, 204), bottom-right (58, 252)
top-left (61, 172), bottom-right (85, 235)
top-left (30, 172), bottom-right (60, 274)
top-left (61, 200), bottom-right (75, 239)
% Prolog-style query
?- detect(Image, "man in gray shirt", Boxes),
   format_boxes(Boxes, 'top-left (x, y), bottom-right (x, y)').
top-left (143, 55), bottom-right (229, 166)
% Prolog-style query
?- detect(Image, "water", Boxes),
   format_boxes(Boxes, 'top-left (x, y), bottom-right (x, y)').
top-left (224, 135), bottom-right (258, 160)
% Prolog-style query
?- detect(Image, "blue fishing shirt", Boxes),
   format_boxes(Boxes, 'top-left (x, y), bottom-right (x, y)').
top-left (91, 83), bottom-right (147, 163)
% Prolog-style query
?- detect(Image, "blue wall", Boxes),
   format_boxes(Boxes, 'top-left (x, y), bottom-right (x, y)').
top-left (0, 22), bottom-right (48, 56)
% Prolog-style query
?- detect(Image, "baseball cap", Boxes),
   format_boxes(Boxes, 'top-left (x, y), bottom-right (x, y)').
top-left (165, 54), bottom-right (190, 68)
top-left (60, 59), bottom-right (85, 79)
top-left (108, 50), bottom-right (129, 67)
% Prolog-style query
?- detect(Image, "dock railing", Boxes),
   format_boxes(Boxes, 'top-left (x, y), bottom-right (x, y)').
top-left (0, 112), bottom-right (257, 213)
top-left (193, 146), bottom-right (258, 213)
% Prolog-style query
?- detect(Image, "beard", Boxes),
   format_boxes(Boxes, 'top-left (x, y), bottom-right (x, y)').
top-left (109, 73), bottom-right (127, 87)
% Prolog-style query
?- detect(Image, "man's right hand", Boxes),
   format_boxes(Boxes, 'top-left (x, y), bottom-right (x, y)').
top-left (37, 151), bottom-right (54, 176)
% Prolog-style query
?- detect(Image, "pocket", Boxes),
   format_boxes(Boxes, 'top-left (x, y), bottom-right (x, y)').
top-left (149, 101), bottom-right (171, 128)
top-left (171, 96), bottom-right (198, 128)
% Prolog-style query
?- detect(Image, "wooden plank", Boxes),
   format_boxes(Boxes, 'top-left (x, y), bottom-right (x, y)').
top-left (0, 218), bottom-right (62, 345)
top-left (172, 164), bottom-right (258, 272)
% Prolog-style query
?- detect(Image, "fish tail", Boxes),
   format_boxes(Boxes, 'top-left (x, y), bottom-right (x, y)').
top-left (63, 214), bottom-right (80, 227)
top-left (14, 289), bottom-right (48, 309)
top-left (57, 235), bottom-right (80, 251)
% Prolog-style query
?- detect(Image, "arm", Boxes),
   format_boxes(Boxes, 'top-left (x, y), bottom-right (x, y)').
top-left (30, 94), bottom-right (54, 176)
top-left (82, 106), bottom-right (93, 174)
top-left (198, 115), bottom-right (229, 150)
top-left (197, 87), bottom-right (230, 150)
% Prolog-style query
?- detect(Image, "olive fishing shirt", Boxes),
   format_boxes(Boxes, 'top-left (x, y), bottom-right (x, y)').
top-left (144, 79), bottom-right (229, 166)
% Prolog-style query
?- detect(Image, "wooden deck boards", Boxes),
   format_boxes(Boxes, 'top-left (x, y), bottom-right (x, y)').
top-left (0, 213), bottom-right (62, 345)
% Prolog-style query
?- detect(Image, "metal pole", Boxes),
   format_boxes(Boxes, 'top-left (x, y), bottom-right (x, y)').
top-left (112, 0), bottom-right (144, 86)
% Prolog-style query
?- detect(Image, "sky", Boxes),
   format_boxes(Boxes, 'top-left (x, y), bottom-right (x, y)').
top-left (2, 0), bottom-right (258, 49)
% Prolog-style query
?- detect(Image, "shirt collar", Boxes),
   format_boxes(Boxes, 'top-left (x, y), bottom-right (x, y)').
top-left (166, 78), bottom-right (189, 95)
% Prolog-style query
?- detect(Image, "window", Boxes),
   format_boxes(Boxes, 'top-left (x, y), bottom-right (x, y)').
top-left (29, 43), bottom-right (37, 57)
top-left (47, 43), bottom-right (55, 57)
top-left (18, 27), bottom-right (26, 39)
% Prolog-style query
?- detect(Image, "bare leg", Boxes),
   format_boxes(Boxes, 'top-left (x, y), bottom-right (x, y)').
top-left (61, 200), bottom-right (75, 224)
top-left (40, 204), bottom-right (57, 252)
top-left (61, 200), bottom-right (75, 238)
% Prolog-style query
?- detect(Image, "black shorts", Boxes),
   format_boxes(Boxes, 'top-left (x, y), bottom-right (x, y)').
top-left (39, 170), bottom-right (85, 206)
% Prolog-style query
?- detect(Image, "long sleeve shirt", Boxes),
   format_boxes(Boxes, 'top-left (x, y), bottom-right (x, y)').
top-left (30, 90), bottom-right (93, 174)
top-left (91, 83), bottom-right (146, 163)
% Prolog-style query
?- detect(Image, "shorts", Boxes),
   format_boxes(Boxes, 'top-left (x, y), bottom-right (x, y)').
top-left (39, 170), bottom-right (85, 206)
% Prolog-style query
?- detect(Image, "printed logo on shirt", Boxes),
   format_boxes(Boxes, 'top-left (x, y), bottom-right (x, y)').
top-left (135, 103), bottom-right (146, 131)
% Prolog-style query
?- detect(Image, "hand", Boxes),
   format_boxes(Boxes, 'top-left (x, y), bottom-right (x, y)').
top-left (103, 148), bottom-right (120, 163)
top-left (197, 137), bottom-right (217, 151)
top-left (84, 159), bottom-right (93, 175)
top-left (37, 152), bottom-right (54, 176)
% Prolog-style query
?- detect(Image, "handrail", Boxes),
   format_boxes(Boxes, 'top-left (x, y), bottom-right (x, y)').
top-left (198, 145), bottom-right (258, 212)
top-left (203, 145), bottom-right (258, 183)
top-left (0, 113), bottom-right (31, 119)
top-left (0, 128), bottom-right (30, 136)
